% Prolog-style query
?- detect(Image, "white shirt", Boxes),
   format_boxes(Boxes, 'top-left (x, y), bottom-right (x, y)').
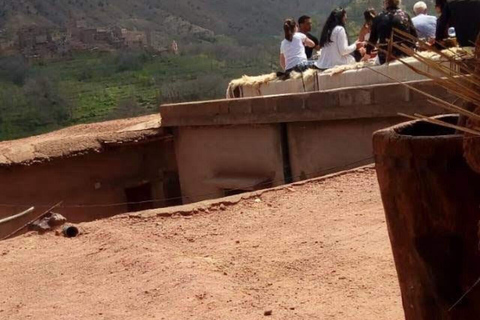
top-left (280, 33), bottom-right (308, 70)
top-left (316, 26), bottom-right (356, 70)
top-left (412, 14), bottom-right (437, 39)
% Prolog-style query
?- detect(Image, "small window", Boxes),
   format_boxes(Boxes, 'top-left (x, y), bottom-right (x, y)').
top-left (125, 182), bottom-right (154, 212)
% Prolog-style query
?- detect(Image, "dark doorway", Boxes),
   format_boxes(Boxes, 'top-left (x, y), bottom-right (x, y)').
top-left (125, 182), bottom-right (154, 212)
top-left (163, 171), bottom-right (183, 207)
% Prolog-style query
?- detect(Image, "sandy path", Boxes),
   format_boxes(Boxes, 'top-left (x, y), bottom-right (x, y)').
top-left (0, 167), bottom-right (403, 320)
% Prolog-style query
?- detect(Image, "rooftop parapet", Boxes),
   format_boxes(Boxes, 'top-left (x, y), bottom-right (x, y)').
top-left (160, 80), bottom-right (448, 127)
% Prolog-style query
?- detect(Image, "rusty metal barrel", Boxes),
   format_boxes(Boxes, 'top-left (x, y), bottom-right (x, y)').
top-left (373, 115), bottom-right (480, 319)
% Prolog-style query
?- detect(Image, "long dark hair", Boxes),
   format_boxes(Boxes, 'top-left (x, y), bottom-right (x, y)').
top-left (319, 8), bottom-right (347, 47)
top-left (283, 18), bottom-right (296, 42)
top-left (364, 8), bottom-right (376, 25)
top-left (435, 0), bottom-right (447, 11)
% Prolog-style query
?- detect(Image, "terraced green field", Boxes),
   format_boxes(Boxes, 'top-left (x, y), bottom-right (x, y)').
top-left (0, 48), bottom-right (276, 141)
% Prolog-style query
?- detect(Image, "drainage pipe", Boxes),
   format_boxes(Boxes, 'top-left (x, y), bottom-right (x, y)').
top-left (62, 225), bottom-right (79, 238)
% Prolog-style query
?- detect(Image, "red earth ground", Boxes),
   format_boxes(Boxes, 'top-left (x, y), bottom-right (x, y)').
top-left (0, 167), bottom-right (404, 320)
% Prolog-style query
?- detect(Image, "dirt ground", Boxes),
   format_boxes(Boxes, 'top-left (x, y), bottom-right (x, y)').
top-left (0, 167), bottom-right (404, 320)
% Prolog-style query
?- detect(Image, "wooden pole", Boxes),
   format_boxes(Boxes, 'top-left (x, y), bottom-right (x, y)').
top-left (1, 202), bottom-right (62, 241)
top-left (0, 207), bottom-right (35, 225)
top-left (463, 32), bottom-right (480, 173)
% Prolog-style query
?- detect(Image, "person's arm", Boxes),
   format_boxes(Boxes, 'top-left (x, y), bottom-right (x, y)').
top-left (337, 27), bottom-right (357, 56)
top-left (358, 25), bottom-right (368, 42)
top-left (304, 37), bottom-right (315, 48)
top-left (279, 41), bottom-right (286, 70)
top-left (297, 33), bottom-right (315, 48)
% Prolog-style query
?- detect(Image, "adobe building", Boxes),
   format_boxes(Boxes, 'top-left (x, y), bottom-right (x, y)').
top-left (0, 114), bottom-right (181, 239)
top-left (0, 56), bottom-right (461, 238)
top-left (161, 80), bottom-right (449, 203)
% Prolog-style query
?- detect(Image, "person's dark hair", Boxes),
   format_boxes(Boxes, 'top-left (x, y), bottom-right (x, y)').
top-left (319, 8), bottom-right (347, 47)
top-left (385, 0), bottom-right (401, 8)
top-left (284, 18), bottom-right (296, 42)
top-left (435, 0), bottom-right (447, 10)
top-left (363, 8), bottom-right (376, 24)
top-left (298, 15), bottom-right (311, 25)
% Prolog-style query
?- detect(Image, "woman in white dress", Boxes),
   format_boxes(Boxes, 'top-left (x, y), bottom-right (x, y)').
top-left (316, 8), bottom-right (364, 70)
top-left (280, 19), bottom-right (316, 72)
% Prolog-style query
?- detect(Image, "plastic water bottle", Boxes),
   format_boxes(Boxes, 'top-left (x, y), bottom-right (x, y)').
top-left (448, 27), bottom-right (456, 38)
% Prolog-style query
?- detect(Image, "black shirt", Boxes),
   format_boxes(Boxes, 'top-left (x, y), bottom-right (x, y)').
top-left (367, 7), bottom-right (417, 64)
top-left (304, 33), bottom-right (319, 59)
top-left (436, 0), bottom-right (480, 47)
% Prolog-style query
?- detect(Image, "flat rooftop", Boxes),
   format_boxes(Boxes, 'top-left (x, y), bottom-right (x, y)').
top-left (0, 167), bottom-right (403, 319)
top-left (0, 114), bottom-right (163, 167)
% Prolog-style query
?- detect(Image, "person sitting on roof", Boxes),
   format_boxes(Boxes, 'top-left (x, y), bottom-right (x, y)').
top-left (298, 15), bottom-right (321, 60)
top-left (356, 8), bottom-right (377, 61)
top-left (359, 8), bottom-right (377, 42)
top-left (435, 0), bottom-right (480, 48)
top-left (412, 1), bottom-right (437, 40)
top-left (316, 8), bottom-right (364, 70)
top-left (366, 0), bottom-right (418, 65)
top-left (280, 18), bottom-right (317, 72)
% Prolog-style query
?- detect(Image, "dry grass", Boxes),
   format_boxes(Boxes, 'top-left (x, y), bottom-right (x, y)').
top-left (370, 29), bottom-right (480, 135)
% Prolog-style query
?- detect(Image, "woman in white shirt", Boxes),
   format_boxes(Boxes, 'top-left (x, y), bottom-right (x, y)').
top-left (280, 19), bottom-right (316, 72)
top-left (316, 8), bottom-right (364, 70)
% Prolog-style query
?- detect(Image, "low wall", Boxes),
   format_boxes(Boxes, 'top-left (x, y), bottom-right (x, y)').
top-left (161, 80), bottom-right (450, 203)
top-left (0, 140), bottom-right (180, 239)
top-left (287, 117), bottom-right (404, 181)
top-left (174, 125), bottom-right (285, 203)
top-left (162, 81), bottom-right (444, 126)
top-left (226, 51), bottom-right (468, 98)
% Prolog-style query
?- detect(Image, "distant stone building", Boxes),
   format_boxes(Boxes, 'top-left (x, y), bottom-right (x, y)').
top-left (17, 26), bottom-right (71, 59)
top-left (0, 29), bottom-right (15, 55)
top-left (111, 27), bottom-right (148, 49)
top-left (123, 30), bottom-right (148, 49)
top-left (14, 18), bottom-right (163, 58)
top-left (66, 19), bottom-right (151, 51)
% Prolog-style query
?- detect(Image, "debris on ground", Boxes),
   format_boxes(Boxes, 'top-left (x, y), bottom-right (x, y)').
top-left (28, 212), bottom-right (67, 233)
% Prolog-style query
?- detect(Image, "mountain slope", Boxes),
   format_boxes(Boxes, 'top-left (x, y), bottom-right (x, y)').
top-left (0, 0), bottom-right (345, 43)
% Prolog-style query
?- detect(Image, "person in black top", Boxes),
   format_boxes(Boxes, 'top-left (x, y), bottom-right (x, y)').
top-left (435, 0), bottom-right (480, 47)
top-left (298, 15), bottom-right (320, 59)
top-left (366, 0), bottom-right (418, 64)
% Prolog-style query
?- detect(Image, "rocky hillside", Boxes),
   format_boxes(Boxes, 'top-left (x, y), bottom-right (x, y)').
top-left (0, 0), bottom-right (435, 44)
top-left (0, 0), bottom-right (344, 44)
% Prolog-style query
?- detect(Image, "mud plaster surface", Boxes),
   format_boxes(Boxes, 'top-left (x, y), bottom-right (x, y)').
top-left (0, 167), bottom-right (403, 320)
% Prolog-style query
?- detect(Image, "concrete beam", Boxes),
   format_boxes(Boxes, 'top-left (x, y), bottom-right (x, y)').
top-left (160, 80), bottom-right (449, 127)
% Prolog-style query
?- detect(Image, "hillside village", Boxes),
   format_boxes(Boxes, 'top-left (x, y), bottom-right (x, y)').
top-left (2, 18), bottom-right (177, 58)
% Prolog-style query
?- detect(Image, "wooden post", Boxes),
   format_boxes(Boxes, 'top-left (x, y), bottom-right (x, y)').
top-left (463, 32), bottom-right (480, 173)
